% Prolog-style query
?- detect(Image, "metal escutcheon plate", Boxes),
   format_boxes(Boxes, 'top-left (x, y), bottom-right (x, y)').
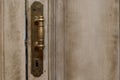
top-left (31, 1), bottom-right (44, 77)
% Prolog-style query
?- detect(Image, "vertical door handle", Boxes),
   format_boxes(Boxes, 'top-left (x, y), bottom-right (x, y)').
top-left (34, 16), bottom-right (44, 50)
top-left (31, 1), bottom-right (44, 77)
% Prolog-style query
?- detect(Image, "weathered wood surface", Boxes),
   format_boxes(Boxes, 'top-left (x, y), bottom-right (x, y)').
top-left (0, 0), bottom-right (119, 80)
top-left (3, 0), bottom-right (26, 80)
top-left (27, 0), bottom-right (48, 80)
top-left (65, 0), bottom-right (119, 80)
top-left (51, 0), bottom-right (65, 80)
top-left (0, 0), bottom-right (4, 80)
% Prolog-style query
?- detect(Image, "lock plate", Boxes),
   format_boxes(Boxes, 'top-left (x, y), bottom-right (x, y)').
top-left (31, 1), bottom-right (44, 77)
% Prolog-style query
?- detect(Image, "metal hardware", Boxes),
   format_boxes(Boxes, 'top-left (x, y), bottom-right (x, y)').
top-left (31, 1), bottom-right (44, 77)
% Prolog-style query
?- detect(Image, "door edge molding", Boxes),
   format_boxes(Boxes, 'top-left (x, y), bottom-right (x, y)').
top-left (48, 0), bottom-right (65, 80)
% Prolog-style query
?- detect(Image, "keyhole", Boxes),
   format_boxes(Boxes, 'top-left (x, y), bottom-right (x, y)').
top-left (36, 60), bottom-right (39, 67)
top-left (34, 58), bottom-right (39, 68)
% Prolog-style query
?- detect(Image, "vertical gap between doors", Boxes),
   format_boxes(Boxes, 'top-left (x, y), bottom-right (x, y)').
top-left (25, 0), bottom-right (28, 80)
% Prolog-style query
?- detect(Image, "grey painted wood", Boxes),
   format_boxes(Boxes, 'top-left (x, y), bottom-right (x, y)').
top-left (3, 0), bottom-right (26, 80)
top-left (48, 0), bottom-right (65, 80)
top-left (0, 0), bottom-right (4, 80)
top-left (0, 0), bottom-right (119, 80)
top-left (54, 0), bottom-right (65, 80)
top-left (65, 0), bottom-right (119, 80)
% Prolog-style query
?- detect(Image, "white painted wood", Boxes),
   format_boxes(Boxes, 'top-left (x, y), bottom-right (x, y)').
top-left (3, 0), bottom-right (26, 80)
top-left (65, 0), bottom-right (119, 80)
top-left (27, 0), bottom-right (48, 80)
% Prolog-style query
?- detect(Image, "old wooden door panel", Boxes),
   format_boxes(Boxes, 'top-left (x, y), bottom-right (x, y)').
top-left (26, 0), bottom-right (48, 80)
top-left (3, 0), bottom-right (26, 80)
top-left (0, 0), bottom-right (119, 80)
top-left (65, 0), bottom-right (119, 80)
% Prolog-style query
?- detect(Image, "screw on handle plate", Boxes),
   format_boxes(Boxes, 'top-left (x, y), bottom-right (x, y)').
top-left (31, 1), bottom-right (44, 77)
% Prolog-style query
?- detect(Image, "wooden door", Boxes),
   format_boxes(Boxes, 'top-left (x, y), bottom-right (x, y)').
top-left (53, 0), bottom-right (119, 80)
top-left (0, 0), bottom-right (26, 80)
top-left (64, 0), bottom-right (119, 80)
top-left (0, 0), bottom-right (119, 80)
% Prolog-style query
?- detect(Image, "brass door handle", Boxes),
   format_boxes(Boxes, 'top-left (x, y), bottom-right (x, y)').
top-left (31, 1), bottom-right (44, 77)
top-left (34, 16), bottom-right (44, 50)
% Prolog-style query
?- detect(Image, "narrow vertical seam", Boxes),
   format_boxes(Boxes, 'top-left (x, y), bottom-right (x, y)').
top-left (25, 0), bottom-right (28, 80)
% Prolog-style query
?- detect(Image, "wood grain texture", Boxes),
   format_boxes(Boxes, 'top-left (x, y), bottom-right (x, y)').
top-left (55, 0), bottom-right (65, 80)
top-left (48, 0), bottom-right (56, 80)
top-left (0, 0), bottom-right (4, 80)
top-left (65, 0), bottom-right (119, 80)
top-left (27, 0), bottom-right (48, 80)
top-left (3, 0), bottom-right (26, 80)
